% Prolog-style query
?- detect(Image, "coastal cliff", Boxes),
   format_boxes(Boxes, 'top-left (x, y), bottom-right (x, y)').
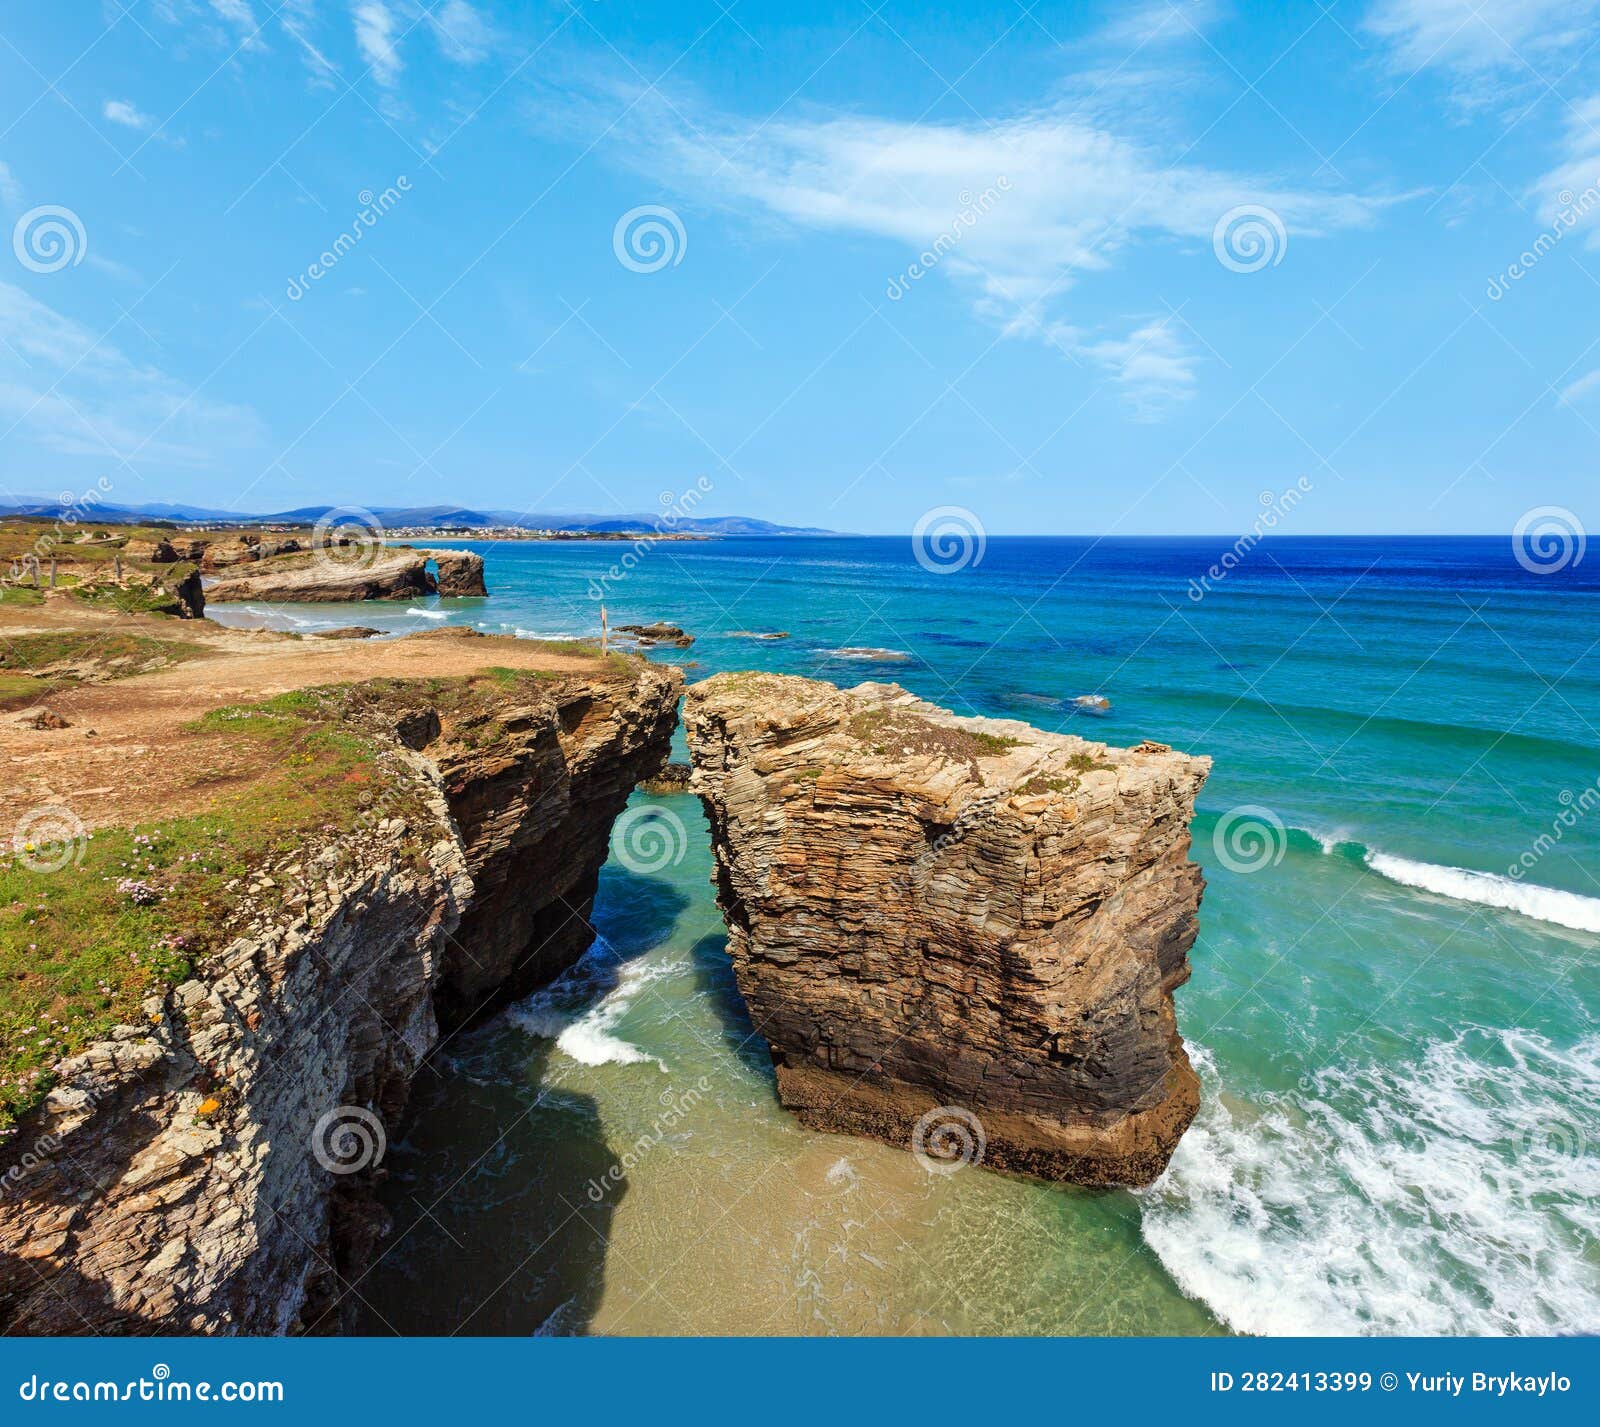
top-left (0, 638), bottom-right (678, 1334)
top-left (683, 673), bottom-right (1210, 1187)
top-left (205, 547), bottom-right (486, 604)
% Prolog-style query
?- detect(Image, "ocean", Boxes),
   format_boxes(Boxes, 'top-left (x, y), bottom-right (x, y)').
top-left (211, 534), bottom-right (1600, 1336)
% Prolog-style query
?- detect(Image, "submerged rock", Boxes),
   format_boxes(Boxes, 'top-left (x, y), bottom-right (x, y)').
top-left (639, 760), bottom-right (692, 794)
top-left (614, 621), bottom-right (694, 649)
top-left (684, 673), bottom-right (1210, 1188)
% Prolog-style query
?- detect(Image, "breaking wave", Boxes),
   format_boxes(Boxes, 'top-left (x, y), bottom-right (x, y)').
top-left (503, 946), bottom-right (676, 1071)
top-left (1139, 1036), bottom-right (1600, 1335)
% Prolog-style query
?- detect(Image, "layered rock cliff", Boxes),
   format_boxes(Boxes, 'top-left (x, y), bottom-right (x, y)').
top-left (0, 657), bottom-right (679, 1334)
top-left (684, 674), bottom-right (1210, 1187)
top-left (205, 547), bottom-right (486, 604)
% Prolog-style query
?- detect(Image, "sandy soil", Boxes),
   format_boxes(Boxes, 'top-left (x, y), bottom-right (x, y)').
top-left (0, 601), bottom-right (614, 829)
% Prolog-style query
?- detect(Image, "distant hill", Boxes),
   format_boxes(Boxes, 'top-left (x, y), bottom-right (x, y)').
top-left (0, 497), bottom-right (839, 536)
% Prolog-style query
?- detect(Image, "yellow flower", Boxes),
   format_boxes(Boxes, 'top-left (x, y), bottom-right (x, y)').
top-left (197, 1097), bottom-right (221, 1116)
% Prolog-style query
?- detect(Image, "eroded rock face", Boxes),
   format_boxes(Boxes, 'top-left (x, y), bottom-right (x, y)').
top-left (684, 673), bottom-right (1210, 1188)
top-left (0, 660), bottom-right (680, 1334)
top-left (431, 664), bottom-right (682, 1026)
top-left (205, 548), bottom-right (434, 604)
top-left (204, 547), bottom-right (486, 604)
top-left (0, 757), bottom-right (467, 1335)
top-left (428, 549), bottom-right (487, 597)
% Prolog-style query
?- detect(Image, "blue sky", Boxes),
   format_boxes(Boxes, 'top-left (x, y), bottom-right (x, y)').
top-left (0, 0), bottom-right (1597, 533)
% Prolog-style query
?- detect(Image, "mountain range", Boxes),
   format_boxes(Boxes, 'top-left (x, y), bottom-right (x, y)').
top-left (0, 498), bottom-right (837, 537)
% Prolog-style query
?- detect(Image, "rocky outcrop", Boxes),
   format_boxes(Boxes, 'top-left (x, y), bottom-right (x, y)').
top-left (684, 673), bottom-right (1210, 1188)
top-left (0, 780), bottom-right (469, 1335)
top-left (427, 664), bottom-right (681, 1025)
top-left (615, 621), bottom-right (693, 649)
top-left (0, 658), bottom-right (680, 1334)
top-left (204, 548), bottom-right (485, 605)
top-left (429, 550), bottom-right (486, 597)
top-left (205, 549), bottom-right (432, 604)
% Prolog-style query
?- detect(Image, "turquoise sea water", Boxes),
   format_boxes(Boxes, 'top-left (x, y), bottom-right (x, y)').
top-left (214, 535), bottom-right (1600, 1336)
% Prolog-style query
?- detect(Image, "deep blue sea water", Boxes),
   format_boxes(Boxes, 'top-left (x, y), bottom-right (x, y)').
top-left (214, 535), bottom-right (1600, 1335)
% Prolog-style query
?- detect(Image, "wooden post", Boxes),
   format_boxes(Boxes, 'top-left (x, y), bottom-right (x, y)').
top-left (113, 554), bottom-right (122, 582)
top-left (27, 556), bottom-right (39, 588)
top-left (600, 604), bottom-right (608, 656)
top-left (48, 557), bottom-right (56, 588)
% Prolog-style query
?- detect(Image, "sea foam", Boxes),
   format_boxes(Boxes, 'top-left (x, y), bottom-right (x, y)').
top-left (1138, 1036), bottom-right (1600, 1336)
top-left (1363, 851), bottom-right (1600, 934)
top-left (504, 948), bottom-right (673, 1071)
top-left (1280, 823), bottom-right (1600, 934)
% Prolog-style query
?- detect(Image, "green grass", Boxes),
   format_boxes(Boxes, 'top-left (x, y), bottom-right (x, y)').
top-left (970, 731), bottom-right (1023, 755)
top-left (0, 672), bottom-right (53, 710)
top-left (0, 695), bottom-right (420, 1135)
top-left (0, 630), bottom-right (209, 676)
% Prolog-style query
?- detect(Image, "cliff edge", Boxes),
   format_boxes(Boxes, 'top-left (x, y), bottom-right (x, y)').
top-left (0, 626), bottom-right (677, 1333)
top-left (683, 673), bottom-right (1210, 1187)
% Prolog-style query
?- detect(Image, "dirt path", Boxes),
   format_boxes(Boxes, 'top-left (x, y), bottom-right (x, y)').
top-left (0, 613), bottom-right (621, 830)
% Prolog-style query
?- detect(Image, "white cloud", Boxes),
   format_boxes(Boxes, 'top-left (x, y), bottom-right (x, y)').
top-left (1094, 0), bottom-right (1223, 50)
top-left (281, 0), bottom-right (340, 85)
top-left (579, 85), bottom-right (1389, 406)
top-left (1533, 93), bottom-right (1600, 242)
top-left (1364, 0), bottom-right (1598, 81)
top-left (103, 99), bottom-right (154, 130)
top-left (1560, 366), bottom-right (1600, 402)
top-left (1081, 318), bottom-right (1201, 419)
top-left (0, 282), bottom-right (261, 465)
top-left (353, 1), bottom-right (402, 87)
top-left (428, 0), bottom-right (490, 64)
top-left (209, 0), bottom-right (256, 27)
top-left (0, 160), bottom-right (21, 209)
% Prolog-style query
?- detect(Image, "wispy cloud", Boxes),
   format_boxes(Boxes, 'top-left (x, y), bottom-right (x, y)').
top-left (1559, 365), bottom-right (1600, 401)
top-left (563, 82), bottom-right (1389, 415)
top-left (103, 99), bottom-right (154, 130)
top-left (353, 1), bottom-right (402, 87)
top-left (1535, 92), bottom-right (1600, 240)
top-left (1093, 0), bottom-right (1223, 50)
top-left (0, 160), bottom-right (21, 209)
top-left (428, 0), bottom-right (491, 64)
top-left (0, 282), bottom-right (261, 465)
top-left (1366, 0), bottom-right (1597, 73)
top-left (1080, 317), bottom-right (1201, 419)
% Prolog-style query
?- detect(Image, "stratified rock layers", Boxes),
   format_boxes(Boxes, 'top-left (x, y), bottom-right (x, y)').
top-left (684, 674), bottom-right (1210, 1187)
top-left (0, 659), bottom-right (679, 1334)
